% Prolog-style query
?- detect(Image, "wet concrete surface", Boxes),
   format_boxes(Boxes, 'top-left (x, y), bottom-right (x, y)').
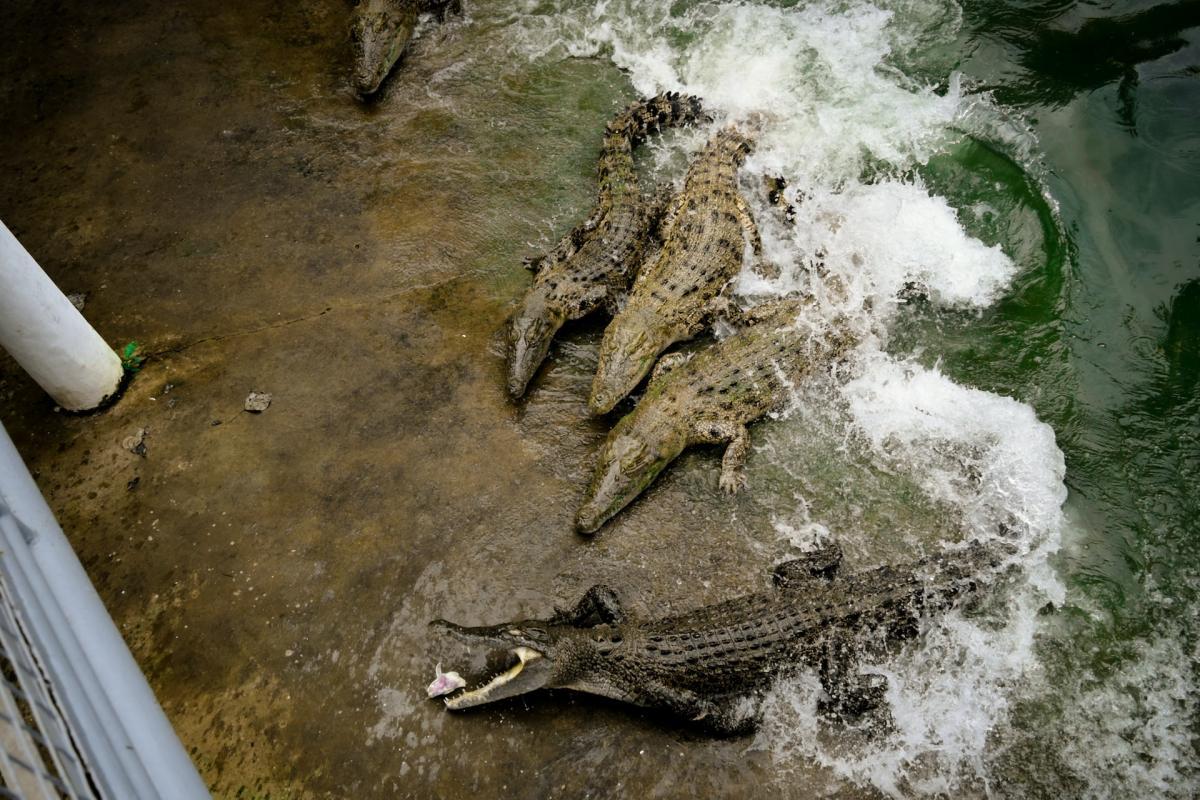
top-left (0, 2), bottom-right (886, 797)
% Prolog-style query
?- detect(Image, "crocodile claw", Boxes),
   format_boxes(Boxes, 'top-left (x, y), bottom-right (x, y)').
top-left (719, 470), bottom-right (747, 495)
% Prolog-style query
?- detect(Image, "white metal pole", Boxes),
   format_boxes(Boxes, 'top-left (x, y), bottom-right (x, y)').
top-left (0, 219), bottom-right (123, 411)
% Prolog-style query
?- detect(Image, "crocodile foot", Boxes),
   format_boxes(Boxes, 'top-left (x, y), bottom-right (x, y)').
top-left (718, 468), bottom-right (748, 494)
top-left (819, 673), bottom-right (889, 719)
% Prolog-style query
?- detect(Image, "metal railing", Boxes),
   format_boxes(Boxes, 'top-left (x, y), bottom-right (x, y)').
top-left (0, 422), bottom-right (209, 799)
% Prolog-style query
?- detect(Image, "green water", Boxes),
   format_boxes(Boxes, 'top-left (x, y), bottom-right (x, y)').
top-left (953, 1), bottom-right (1200, 792)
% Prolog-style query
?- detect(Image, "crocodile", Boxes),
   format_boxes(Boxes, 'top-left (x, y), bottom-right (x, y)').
top-left (350, 0), bottom-right (461, 97)
top-left (577, 297), bottom-right (855, 534)
top-left (505, 93), bottom-right (707, 398)
top-left (587, 123), bottom-right (766, 415)
top-left (428, 539), bottom-right (1010, 734)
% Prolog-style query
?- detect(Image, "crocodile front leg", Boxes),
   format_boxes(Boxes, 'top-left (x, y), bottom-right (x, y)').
top-left (707, 293), bottom-right (747, 326)
top-left (550, 584), bottom-right (626, 627)
top-left (566, 284), bottom-right (611, 319)
top-left (734, 191), bottom-right (782, 279)
top-left (691, 420), bottom-right (752, 494)
top-left (817, 631), bottom-right (889, 719)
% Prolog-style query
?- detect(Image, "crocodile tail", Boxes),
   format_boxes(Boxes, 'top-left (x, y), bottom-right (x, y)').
top-left (597, 92), bottom-right (707, 194)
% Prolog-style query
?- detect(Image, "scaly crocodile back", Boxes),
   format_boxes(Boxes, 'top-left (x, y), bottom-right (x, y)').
top-left (621, 542), bottom-right (1002, 693)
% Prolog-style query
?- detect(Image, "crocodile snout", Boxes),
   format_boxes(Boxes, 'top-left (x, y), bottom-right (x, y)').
top-left (506, 295), bottom-right (565, 399)
top-left (590, 313), bottom-right (668, 415)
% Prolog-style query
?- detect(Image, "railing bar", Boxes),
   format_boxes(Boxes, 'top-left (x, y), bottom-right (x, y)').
top-left (0, 578), bottom-right (93, 798)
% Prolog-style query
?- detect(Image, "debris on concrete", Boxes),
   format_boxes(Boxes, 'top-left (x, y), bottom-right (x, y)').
top-left (122, 427), bottom-right (148, 456)
top-left (67, 292), bottom-right (87, 310)
top-left (244, 391), bottom-right (272, 413)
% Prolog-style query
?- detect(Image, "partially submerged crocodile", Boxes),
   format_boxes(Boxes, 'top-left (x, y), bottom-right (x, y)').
top-left (577, 297), bottom-right (855, 533)
top-left (587, 123), bottom-right (764, 415)
top-left (428, 540), bottom-right (1009, 734)
top-left (350, 0), bottom-right (461, 97)
top-left (505, 93), bottom-right (707, 398)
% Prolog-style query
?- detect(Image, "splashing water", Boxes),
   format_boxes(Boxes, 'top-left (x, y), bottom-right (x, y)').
top-left (504, 0), bottom-right (1198, 796)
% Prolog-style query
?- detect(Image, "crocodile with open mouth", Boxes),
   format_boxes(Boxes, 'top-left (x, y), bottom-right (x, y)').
top-left (587, 122), bottom-right (766, 415)
top-left (576, 296), bottom-right (856, 534)
top-left (504, 92), bottom-right (707, 398)
top-left (350, 0), bottom-right (462, 97)
top-left (428, 540), bottom-right (1010, 734)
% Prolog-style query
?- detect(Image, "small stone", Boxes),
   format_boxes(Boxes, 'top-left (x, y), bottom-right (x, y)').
top-left (122, 428), bottom-right (148, 457)
top-left (67, 293), bottom-right (87, 310)
top-left (244, 391), bottom-right (272, 413)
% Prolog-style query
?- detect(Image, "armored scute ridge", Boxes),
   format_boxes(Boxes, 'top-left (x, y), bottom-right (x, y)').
top-left (576, 297), bottom-right (855, 534)
top-left (504, 92), bottom-right (707, 398)
top-left (428, 541), bottom-right (1010, 734)
top-left (350, 0), bottom-right (462, 97)
top-left (588, 123), bottom-right (764, 416)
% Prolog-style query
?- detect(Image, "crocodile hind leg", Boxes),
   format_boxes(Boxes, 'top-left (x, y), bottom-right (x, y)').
top-left (691, 420), bottom-right (752, 494)
top-left (702, 691), bottom-right (768, 736)
top-left (772, 542), bottom-right (844, 587)
top-left (732, 191), bottom-right (781, 281)
top-left (550, 584), bottom-right (626, 627)
top-left (817, 631), bottom-right (889, 719)
top-left (719, 296), bottom-right (812, 330)
top-left (763, 175), bottom-right (797, 222)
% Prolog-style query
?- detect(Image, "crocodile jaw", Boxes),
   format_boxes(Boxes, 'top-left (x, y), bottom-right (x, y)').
top-left (576, 425), bottom-right (684, 533)
top-left (590, 312), bottom-right (671, 415)
top-left (441, 647), bottom-right (550, 710)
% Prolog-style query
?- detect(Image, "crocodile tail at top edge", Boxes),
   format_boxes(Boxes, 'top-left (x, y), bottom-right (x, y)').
top-left (597, 92), bottom-right (708, 195)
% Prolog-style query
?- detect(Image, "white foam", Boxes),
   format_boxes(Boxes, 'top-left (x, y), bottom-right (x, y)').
top-left (1054, 630), bottom-right (1200, 798)
top-left (512, 0), bottom-right (970, 184)
top-left (843, 354), bottom-right (1065, 560)
top-left (743, 180), bottom-right (1018, 318)
top-left (753, 356), bottom-right (1068, 795)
